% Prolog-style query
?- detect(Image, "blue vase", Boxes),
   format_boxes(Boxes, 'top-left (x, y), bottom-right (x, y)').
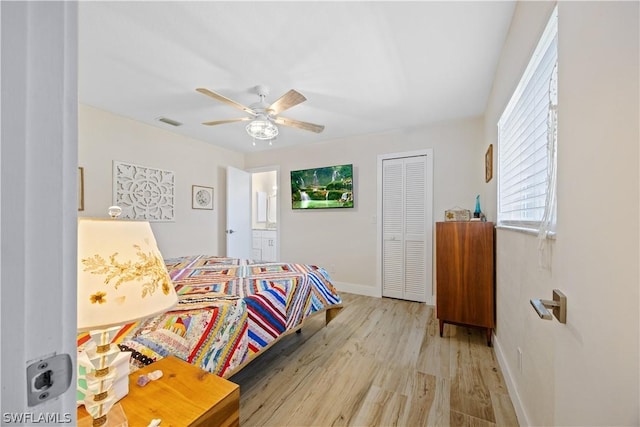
top-left (474, 195), bottom-right (481, 218)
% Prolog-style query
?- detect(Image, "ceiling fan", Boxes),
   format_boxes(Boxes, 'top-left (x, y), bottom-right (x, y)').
top-left (197, 85), bottom-right (324, 141)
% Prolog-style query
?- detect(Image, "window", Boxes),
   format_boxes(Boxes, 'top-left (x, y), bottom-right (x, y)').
top-left (498, 7), bottom-right (558, 232)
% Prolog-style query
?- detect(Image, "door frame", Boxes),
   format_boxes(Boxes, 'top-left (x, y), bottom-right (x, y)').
top-left (376, 149), bottom-right (434, 304)
top-left (1, 1), bottom-right (78, 417)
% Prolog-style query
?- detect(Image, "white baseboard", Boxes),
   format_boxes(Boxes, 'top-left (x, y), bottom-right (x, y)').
top-left (332, 281), bottom-right (381, 298)
top-left (493, 334), bottom-right (531, 427)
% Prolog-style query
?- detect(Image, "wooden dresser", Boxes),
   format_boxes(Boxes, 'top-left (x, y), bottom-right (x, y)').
top-left (435, 221), bottom-right (495, 346)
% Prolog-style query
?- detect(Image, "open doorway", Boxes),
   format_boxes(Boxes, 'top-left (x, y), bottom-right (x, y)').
top-left (251, 168), bottom-right (279, 261)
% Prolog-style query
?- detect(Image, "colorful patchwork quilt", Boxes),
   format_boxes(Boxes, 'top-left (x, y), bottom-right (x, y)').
top-left (80, 255), bottom-right (342, 378)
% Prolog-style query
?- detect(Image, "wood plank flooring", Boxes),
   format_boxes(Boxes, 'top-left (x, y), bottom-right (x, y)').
top-left (230, 292), bottom-right (519, 427)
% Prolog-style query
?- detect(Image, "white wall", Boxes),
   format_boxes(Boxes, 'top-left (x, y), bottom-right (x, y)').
top-left (554, 2), bottom-right (638, 425)
top-left (484, 3), bottom-right (558, 425)
top-left (79, 104), bottom-right (245, 258)
top-left (486, 2), bottom-right (639, 426)
top-left (245, 118), bottom-right (485, 295)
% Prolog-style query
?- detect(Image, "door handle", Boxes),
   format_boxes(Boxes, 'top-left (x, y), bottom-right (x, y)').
top-left (226, 229), bottom-right (235, 234)
top-left (530, 289), bottom-right (567, 323)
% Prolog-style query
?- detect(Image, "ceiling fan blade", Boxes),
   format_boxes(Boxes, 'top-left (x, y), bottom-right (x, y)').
top-left (196, 88), bottom-right (256, 116)
top-left (202, 117), bottom-right (251, 126)
top-left (268, 89), bottom-right (307, 115)
top-left (274, 116), bottom-right (325, 133)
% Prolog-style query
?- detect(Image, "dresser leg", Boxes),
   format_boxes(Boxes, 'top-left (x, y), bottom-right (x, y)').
top-left (486, 328), bottom-right (492, 347)
top-left (439, 320), bottom-right (444, 337)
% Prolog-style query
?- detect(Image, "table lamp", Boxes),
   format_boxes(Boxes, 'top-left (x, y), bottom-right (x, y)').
top-left (77, 210), bottom-right (177, 426)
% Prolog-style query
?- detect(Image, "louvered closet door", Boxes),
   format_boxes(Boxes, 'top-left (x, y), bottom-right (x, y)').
top-left (382, 156), bottom-right (428, 302)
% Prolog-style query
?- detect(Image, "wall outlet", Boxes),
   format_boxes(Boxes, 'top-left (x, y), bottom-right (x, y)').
top-left (517, 347), bottom-right (523, 373)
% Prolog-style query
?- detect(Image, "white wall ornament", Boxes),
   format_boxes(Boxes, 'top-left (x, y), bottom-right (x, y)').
top-left (113, 161), bottom-right (175, 221)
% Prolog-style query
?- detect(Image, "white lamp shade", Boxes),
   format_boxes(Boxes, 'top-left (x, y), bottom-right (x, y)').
top-left (77, 218), bottom-right (178, 332)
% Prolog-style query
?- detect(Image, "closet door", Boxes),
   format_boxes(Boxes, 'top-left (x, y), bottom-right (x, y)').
top-left (382, 156), bottom-right (428, 302)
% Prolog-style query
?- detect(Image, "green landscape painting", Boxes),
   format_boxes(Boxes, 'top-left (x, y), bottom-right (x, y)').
top-left (291, 164), bottom-right (354, 209)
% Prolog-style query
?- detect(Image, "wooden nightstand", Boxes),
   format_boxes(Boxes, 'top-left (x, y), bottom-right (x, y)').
top-left (78, 355), bottom-right (239, 427)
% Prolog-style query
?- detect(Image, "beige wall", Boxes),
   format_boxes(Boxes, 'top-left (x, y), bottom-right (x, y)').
top-left (79, 107), bottom-right (485, 295)
top-left (486, 2), bottom-right (639, 426)
top-left (78, 104), bottom-right (244, 258)
top-left (246, 118), bottom-right (485, 295)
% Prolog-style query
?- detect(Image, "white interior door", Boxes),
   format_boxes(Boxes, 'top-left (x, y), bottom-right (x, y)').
top-left (382, 159), bottom-right (405, 299)
top-left (226, 166), bottom-right (252, 259)
top-left (380, 153), bottom-right (432, 303)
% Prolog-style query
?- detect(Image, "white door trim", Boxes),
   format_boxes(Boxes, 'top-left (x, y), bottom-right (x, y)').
top-left (376, 149), bottom-right (434, 304)
top-left (1, 1), bottom-right (78, 416)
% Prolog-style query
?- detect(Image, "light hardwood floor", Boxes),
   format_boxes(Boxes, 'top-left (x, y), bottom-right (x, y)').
top-left (230, 292), bottom-right (519, 427)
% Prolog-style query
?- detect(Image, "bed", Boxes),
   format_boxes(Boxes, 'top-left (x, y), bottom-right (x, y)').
top-left (79, 255), bottom-right (343, 379)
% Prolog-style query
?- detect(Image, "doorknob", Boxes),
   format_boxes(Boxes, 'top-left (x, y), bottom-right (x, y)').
top-left (530, 289), bottom-right (567, 323)
top-left (226, 229), bottom-right (235, 234)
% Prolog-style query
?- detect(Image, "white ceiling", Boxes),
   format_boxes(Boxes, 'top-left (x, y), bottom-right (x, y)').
top-left (79, 1), bottom-right (516, 153)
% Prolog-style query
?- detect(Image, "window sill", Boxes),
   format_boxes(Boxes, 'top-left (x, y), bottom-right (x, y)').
top-left (496, 224), bottom-right (556, 239)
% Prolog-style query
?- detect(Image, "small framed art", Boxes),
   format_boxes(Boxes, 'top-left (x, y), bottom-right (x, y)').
top-left (485, 144), bottom-right (493, 183)
top-left (192, 185), bottom-right (213, 210)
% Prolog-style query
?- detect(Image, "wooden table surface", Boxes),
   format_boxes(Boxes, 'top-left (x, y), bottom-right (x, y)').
top-left (78, 355), bottom-right (239, 427)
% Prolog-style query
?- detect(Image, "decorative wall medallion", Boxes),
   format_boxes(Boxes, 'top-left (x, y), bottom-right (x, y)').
top-left (113, 161), bottom-right (175, 221)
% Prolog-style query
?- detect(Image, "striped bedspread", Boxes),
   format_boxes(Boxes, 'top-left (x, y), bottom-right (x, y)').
top-left (108, 255), bottom-right (342, 378)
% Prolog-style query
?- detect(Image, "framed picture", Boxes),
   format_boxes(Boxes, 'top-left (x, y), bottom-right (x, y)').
top-left (192, 185), bottom-right (213, 210)
top-left (78, 167), bottom-right (85, 211)
top-left (485, 144), bottom-right (493, 183)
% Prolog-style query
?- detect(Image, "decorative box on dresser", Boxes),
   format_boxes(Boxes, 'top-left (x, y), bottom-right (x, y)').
top-left (435, 221), bottom-right (495, 346)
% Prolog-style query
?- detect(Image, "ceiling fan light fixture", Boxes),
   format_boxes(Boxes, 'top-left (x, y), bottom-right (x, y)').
top-left (198, 86), bottom-right (323, 143)
top-left (246, 117), bottom-right (278, 140)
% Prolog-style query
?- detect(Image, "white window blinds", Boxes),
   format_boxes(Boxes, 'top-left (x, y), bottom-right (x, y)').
top-left (498, 8), bottom-right (558, 229)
